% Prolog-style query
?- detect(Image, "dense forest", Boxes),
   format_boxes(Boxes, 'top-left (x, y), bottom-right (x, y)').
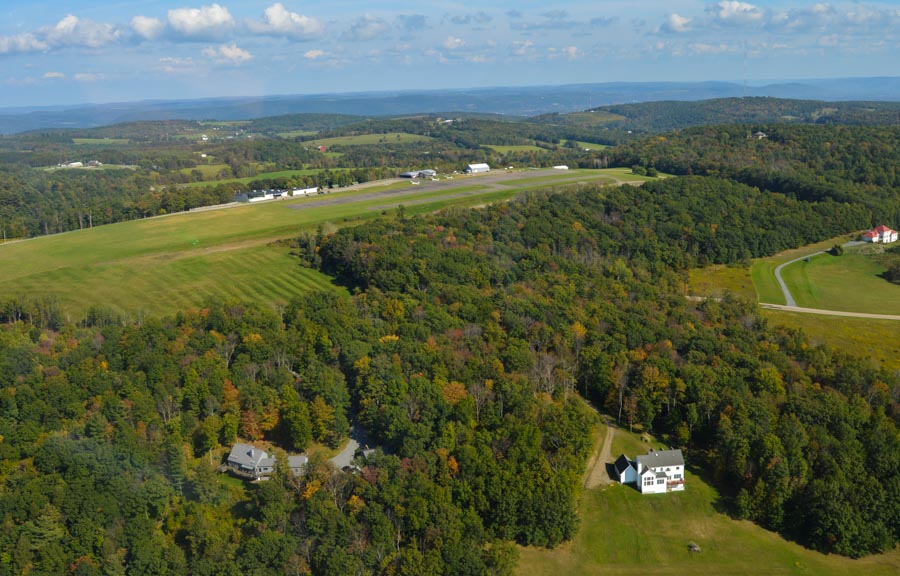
top-left (614, 124), bottom-right (900, 224)
top-left (1, 174), bottom-right (897, 575)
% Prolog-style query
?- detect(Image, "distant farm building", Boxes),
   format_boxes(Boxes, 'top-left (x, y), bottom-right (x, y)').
top-left (862, 225), bottom-right (898, 243)
top-left (753, 131), bottom-right (768, 140)
top-left (615, 448), bottom-right (685, 494)
top-left (465, 163), bottom-right (490, 174)
top-left (292, 187), bottom-right (318, 196)
top-left (400, 169), bottom-right (437, 179)
top-left (552, 165), bottom-right (569, 170)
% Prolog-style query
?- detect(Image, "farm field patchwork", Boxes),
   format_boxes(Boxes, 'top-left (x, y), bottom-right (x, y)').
top-left (518, 427), bottom-right (900, 576)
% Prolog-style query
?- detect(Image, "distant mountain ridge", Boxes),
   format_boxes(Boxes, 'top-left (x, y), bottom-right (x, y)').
top-left (1, 77), bottom-right (899, 134)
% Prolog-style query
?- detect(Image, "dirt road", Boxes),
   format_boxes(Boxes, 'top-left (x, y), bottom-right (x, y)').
top-left (584, 417), bottom-right (616, 489)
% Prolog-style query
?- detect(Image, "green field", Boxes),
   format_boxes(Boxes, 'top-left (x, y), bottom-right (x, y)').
top-left (306, 132), bottom-right (433, 147)
top-left (564, 140), bottom-right (611, 150)
top-left (179, 163), bottom-right (231, 179)
top-left (687, 264), bottom-right (756, 300)
top-left (484, 144), bottom-right (547, 153)
top-left (277, 130), bottom-right (318, 139)
top-left (519, 427), bottom-right (900, 576)
top-left (72, 138), bottom-right (130, 145)
top-left (763, 311), bottom-right (900, 371)
top-left (750, 233), bottom-right (861, 306)
top-left (780, 252), bottom-right (900, 314)
top-left (0, 174), bottom-right (573, 319)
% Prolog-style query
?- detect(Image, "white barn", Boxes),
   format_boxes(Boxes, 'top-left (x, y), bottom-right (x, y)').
top-left (465, 163), bottom-right (490, 174)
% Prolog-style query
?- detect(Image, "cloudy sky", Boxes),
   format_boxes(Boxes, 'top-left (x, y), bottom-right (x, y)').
top-left (1, 1), bottom-right (898, 107)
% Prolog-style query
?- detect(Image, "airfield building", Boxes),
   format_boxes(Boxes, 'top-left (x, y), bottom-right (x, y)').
top-left (465, 163), bottom-right (490, 174)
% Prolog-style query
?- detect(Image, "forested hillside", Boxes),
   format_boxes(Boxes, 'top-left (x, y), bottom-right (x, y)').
top-left (614, 124), bottom-right (900, 224)
top-left (563, 97), bottom-right (900, 133)
top-left (1, 175), bottom-right (896, 575)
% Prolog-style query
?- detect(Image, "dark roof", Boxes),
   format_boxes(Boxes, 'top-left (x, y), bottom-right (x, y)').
top-left (614, 454), bottom-right (634, 475)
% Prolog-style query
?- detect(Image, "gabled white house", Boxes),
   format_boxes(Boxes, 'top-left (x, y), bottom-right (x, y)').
top-left (862, 225), bottom-right (898, 244)
top-left (616, 448), bottom-right (685, 494)
top-left (635, 448), bottom-right (685, 494)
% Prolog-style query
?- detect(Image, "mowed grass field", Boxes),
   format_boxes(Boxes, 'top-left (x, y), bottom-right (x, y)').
top-left (750, 233), bottom-right (861, 306)
top-left (518, 427), bottom-right (900, 576)
top-left (780, 252), bottom-right (900, 314)
top-left (0, 169), bottom-right (628, 319)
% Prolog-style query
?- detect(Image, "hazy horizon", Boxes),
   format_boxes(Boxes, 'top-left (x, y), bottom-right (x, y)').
top-left (1, 1), bottom-right (898, 108)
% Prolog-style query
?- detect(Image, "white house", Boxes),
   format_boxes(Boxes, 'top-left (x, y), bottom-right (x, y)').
top-left (635, 448), bottom-right (685, 494)
top-left (862, 225), bottom-right (898, 244)
top-left (465, 163), bottom-right (490, 174)
top-left (615, 448), bottom-right (685, 494)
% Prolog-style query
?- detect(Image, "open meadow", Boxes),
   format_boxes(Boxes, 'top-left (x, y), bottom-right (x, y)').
top-left (779, 252), bottom-right (900, 314)
top-left (518, 427), bottom-right (900, 576)
top-left (0, 168), bottom-right (638, 319)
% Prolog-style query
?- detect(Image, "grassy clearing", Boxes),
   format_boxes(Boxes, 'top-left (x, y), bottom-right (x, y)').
top-left (518, 427), bottom-right (900, 576)
top-left (306, 132), bottom-right (432, 147)
top-left (484, 144), bottom-right (547, 153)
top-left (72, 138), bottom-right (130, 145)
top-left (563, 140), bottom-right (611, 150)
top-left (751, 233), bottom-right (861, 305)
top-left (277, 130), bottom-right (318, 139)
top-left (178, 163), bottom-right (230, 179)
top-left (0, 173), bottom-right (560, 318)
top-left (780, 253), bottom-right (900, 314)
top-left (764, 311), bottom-right (900, 372)
top-left (688, 264), bottom-right (756, 300)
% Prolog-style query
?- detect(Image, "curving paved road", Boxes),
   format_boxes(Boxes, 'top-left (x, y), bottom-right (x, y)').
top-left (760, 303), bottom-right (900, 320)
top-left (772, 241), bottom-right (865, 307)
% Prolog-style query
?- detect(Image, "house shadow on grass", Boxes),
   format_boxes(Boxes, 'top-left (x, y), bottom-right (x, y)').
top-left (685, 461), bottom-right (730, 515)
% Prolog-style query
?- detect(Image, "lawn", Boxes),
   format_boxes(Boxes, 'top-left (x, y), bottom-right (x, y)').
top-left (306, 132), bottom-right (432, 147)
top-left (518, 427), bottom-right (900, 576)
top-left (277, 130), bottom-right (318, 139)
top-left (779, 252), bottom-right (900, 314)
top-left (750, 233), bottom-right (861, 306)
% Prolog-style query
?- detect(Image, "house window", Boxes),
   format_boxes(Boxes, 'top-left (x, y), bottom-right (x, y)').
top-left (657, 479), bottom-right (665, 485)
top-left (643, 478), bottom-right (654, 486)
top-left (674, 474), bottom-right (682, 479)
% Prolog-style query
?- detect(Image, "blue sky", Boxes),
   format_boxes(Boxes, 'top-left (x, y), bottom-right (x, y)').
top-left (0, 1), bottom-right (898, 107)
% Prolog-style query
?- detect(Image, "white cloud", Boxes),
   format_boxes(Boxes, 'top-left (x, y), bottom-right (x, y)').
top-left (709, 1), bottom-right (765, 26)
top-left (660, 14), bottom-right (692, 33)
top-left (0, 33), bottom-right (48, 54)
top-left (512, 39), bottom-right (534, 56)
top-left (46, 15), bottom-right (121, 48)
top-left (132, 15), bottom-right (165, 40)
top-left (443, 35), bottom-right (465, 50)
top-left (690, 42), bottom-right (733, 54)
top-left (203, 42), bottom-right (252, 64)
top-left (344, 15), bottom-right (391, 41)
top-left (169, 4), bottom-right (234, 38)
top-left (74, 72), bottom-right (101, 82)
top-left (157, 56), bottom-right (199, 74)
top-left (248, 3), bottom-right (323, 39)
top-left (43, 71), bottom-right (65, 79)
top-left (304, 49), bottom-right (326, 60)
